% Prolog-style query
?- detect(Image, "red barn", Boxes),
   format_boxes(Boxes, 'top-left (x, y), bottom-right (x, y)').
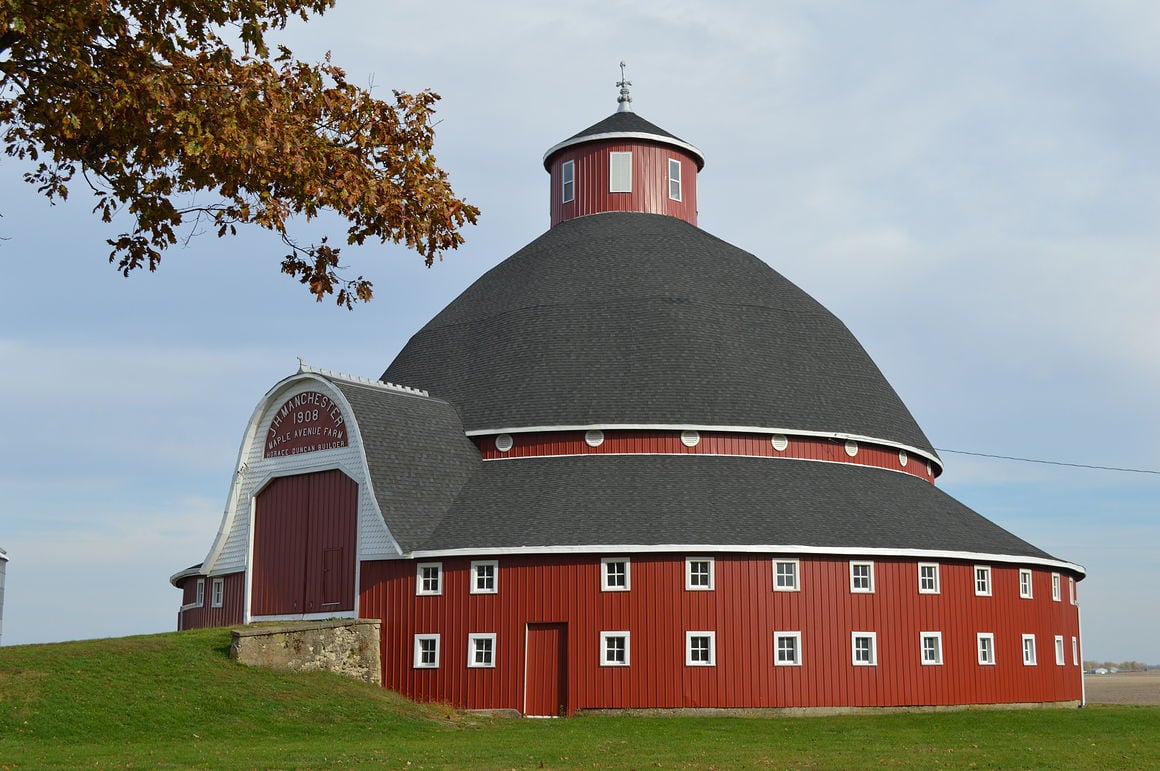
top-left (172, 83), bottom-right (1085, 715)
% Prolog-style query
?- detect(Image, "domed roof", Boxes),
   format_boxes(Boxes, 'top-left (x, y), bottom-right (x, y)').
top-left (382, 212), bottom-right (937, 459)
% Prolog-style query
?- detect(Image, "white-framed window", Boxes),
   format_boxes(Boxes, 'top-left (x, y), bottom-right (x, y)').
top-left (609, 151), bottom-right (632, 193)
top-left (1019, 569), bottom-right (1033, 599)
top-left (600, 631), bottom-right (630, 667)
top-left (668, 158), bottom-right (682, 201)
top-left (918, 563), bottom-right (940, 594)
top-left (561, 159), bottom-right (575, 203)
top-left (1072, 636), bottom-right (1079, 666)
top-left (1022, 634), bottom-right (1037, 666)
top-left (773, 559), bottom-right (799, 591)
top-left (601, 558), bottom-right (630, 591)
top-left (850, 561), bottom-right (874, 593)
top-left (1052, 572), bottom-right (1061, 602)
top-left (211, 577), bottom-right (224, 608)
top-left (470, 560), bottom-right (498, 595)
top-left (920, 632), bottom-right (943, 666)
top-left (977, 633), bottom-right (996, 665)
top-left (852, 632), bottom-right (877, 666)
top-left (194, 578), bottom-right (205, 607)
top-left (416, 562), bottom-right (443, 596)
top-left (685, 557), bottom-right (714, 591)
top-left (774, 631), bottom-right (802, 666)
top-left (1069, 577), bottom-right (1076, 605)
top-left (1054, 635), bottom-right (1066, 666)
top-left (686, 631), bottom-right (716, 666)
top-left (974, 565), bottom-right (992, 596)
top-left (467, 633), bottom-right (496, 668)
top-left (413, 634), bottom-right (440, 669)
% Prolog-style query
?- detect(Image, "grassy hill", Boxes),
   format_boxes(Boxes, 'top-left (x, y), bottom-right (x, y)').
top-left (2, 628), bottom-right (1159, 768)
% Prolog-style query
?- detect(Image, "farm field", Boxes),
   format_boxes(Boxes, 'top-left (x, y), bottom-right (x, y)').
top-left (1084, 670), bottom-right (1160, 705)
top-left (2, 629), bottom-right (1159, 768)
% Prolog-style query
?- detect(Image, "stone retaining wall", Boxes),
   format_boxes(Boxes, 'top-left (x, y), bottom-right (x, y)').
top-left (230, 618), bottom-right (381, 684)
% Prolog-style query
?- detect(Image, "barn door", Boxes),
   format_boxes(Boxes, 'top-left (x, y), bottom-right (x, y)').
top-left (251, 469), bottom-right (357, 617)
top-left (525, 623), bottom-right (568, 717)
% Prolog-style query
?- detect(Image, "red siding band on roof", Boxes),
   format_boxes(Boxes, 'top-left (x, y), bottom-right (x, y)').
top-left (477, 429), bottom-right (937, 482)
top-left (360, 556), bottom-right (1081, 714)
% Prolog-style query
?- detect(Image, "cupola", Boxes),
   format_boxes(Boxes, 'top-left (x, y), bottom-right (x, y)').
top-left (542, 64), bottom-right (705, 227)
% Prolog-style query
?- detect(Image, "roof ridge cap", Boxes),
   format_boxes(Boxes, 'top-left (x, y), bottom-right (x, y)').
top-left (297, 360), bottom-right (429, 397)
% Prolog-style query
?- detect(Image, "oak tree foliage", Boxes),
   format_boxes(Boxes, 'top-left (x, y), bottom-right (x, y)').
top-left (0, 0), bottom-right (479, 306)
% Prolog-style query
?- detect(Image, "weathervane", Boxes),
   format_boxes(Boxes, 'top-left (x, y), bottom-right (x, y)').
top-left (616, 61), bottom-right (633, 112)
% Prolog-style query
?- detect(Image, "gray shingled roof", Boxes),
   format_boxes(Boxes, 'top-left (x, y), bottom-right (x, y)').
top-left (328, 379), bottom-right (480, 551)
top-left (418, 455), bottom-right (1056, 561)
top-left (382, 212), bottom-right (936, 457)
top-left (544, 110), bottom-right (705, 169)
top-left (566, 110), bottom-right (685, 143)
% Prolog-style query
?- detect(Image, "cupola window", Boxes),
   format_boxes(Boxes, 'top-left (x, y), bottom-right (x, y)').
top-left (668, 158), bottom-right (682, 201)
top-left (609, 151), bottom-right (632, 193)
top-left (561, 159), bottom-right (575, 203)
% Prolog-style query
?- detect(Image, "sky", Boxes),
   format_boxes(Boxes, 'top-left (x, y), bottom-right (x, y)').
top-left (1, 0), bottom-right (1157, 662)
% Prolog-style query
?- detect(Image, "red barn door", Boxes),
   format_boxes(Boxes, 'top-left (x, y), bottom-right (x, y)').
top-left (251, 470), bottom-right (357, 616)
top-left (525, 623), bottom-right (568, 717)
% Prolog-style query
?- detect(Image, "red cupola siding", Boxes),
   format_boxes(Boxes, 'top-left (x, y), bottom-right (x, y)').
top-left (543, 71), bottom-right (704, 227)
top-left (173, 76), bottom-right (1085, 716)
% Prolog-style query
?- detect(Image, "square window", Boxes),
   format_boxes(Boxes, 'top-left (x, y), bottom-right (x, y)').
top-left (850, 561), bottom-right (874, 593)
top-left (211, 577), bottom-right (224, 608)
top-left (470, 560), bottom-right (498, 595)
top-left (1054, 635), bottom-right (1066, 666)
top-left (852, 632), bottom-right (877, 666)
top-left (977, 633), bottom-right (996, 665)
top-left (601, 558), bottom-right (630, 591)
top-left (414, 634), bottom-right (440, 669)
top-left (920, 632), bottom-right (943, 666)
top-left (686, 631), bottom-right (716, 667)
top-left (685, 557), bottom-right (714, 591)
top-left (1019, 569), bottom-right (1033, 599)
top-left (774, 632), bottom-right (802, 666)
top-left (918, 563), bottom-right (940, 594)
top-left (561, 159), bottom-right (575, 203)
top-left (1051, 573), bottom-right (1061, 602)
top-left (668, 158), bottom-right (682, 201)
top-left (194, 578), bottom-right (205, 607)
top-left (773, 559), bottom-right (800, 592)
top-left (1022, 634), bottom-right (1037, 666)
top-left (609, 151), bottom-right (632, 193)
top-left (600, 631), bottom-right (630, 667)
top-left (974, 565), bottom-right (992, 596)
top-left (468, 633), bottom-right (496, 668)
top-left (417, 562), bottom-right (442, 596)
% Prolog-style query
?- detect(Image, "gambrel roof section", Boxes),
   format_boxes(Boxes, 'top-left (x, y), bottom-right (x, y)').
top-left (324, 377), bottom-right (481, 552)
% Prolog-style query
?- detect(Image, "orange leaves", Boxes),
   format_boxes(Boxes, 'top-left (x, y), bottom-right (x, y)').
top-left (2, 0), bottom-right (477, 307)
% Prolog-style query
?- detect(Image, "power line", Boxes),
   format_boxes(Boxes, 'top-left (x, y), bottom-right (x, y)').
top-left (935, 448), bottom-right (1160, 476)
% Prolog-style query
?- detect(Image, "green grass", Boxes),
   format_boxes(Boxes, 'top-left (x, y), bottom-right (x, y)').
top-left (2, 629), bottom-right (1158, 769)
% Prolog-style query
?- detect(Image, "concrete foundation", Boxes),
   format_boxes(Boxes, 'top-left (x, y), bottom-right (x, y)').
top-left (230, 618), bottom-right (381, 684)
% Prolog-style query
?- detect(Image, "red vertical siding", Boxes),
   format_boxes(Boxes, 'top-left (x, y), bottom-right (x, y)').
top-left (176, 572), bottom-right (245, 630)
top-left (252, 469), bottom-right (357, 617)
top-left (549, 140), bottom-right (699, 226)
top-left (479, 429), bottom-right (936, 482)
top-left (525, 623), bottom-right (567, 716)
top-left (360, 555), bottom-right (1082, 714)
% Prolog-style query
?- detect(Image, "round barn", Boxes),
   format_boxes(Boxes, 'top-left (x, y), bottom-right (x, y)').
top-left (172, 81), bottom-right (1085, 715)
